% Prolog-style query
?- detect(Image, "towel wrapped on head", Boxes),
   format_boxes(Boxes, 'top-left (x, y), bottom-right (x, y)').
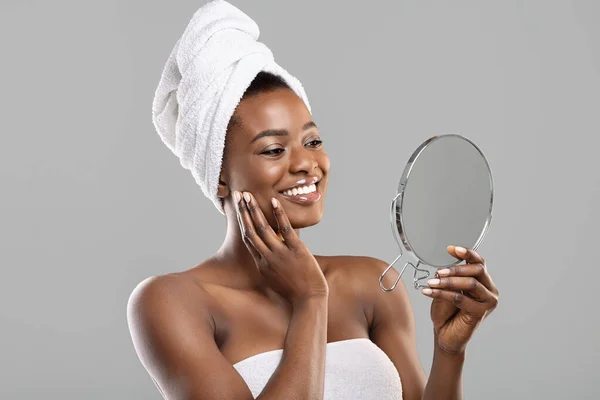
top-left (152, 0), bottom-right (311, 214)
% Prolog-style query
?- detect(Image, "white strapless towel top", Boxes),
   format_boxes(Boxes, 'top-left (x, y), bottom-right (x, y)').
top-left (232, 338), bottom-right (403, 399)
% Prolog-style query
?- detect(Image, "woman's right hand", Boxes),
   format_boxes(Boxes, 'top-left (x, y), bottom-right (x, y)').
top-left (234, 191), bottom-right (328, 306)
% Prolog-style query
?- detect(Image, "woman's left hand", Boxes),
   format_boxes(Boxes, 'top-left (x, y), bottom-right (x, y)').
top-left (423, 245), bottom-right (499, 356)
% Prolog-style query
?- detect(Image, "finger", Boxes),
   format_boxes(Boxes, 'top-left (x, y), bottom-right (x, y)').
top-left (423, 288), bottom-right (489, 317)
top-left (235, 191), bottom-right (270, 257)
top-left (236, 211), bottom-right (261, 261)
top-left (427, 277), bottom-right (493, 303)
top-left (270, 197), bottom-right (300, 249)
top-left (437, 259), bottom-right (498, 296)
top-left (447, 245), bottom-right (484, 265)
top-left (242, 192), bottom-right (285, 250)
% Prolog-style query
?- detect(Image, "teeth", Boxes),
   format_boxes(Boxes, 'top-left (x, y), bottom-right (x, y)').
top-left (283, 184), bottom-right (317, 196)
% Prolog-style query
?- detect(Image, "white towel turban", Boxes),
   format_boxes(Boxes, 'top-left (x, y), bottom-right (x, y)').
top-left (152, 0), bottom-right (312, 214)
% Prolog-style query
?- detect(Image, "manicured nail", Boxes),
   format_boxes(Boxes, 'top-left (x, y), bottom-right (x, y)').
top-left (243, 192), bottom-right (251, 203)
top-left (422, 288), bottom-right (433, 295)
top-left (271, 198), bottom-right (278, 208)
top-left (233, 191), bottom-right (241, 203)
top-left (428, 278), bottom-right (440, 286)
top-left (437, 268), bottom-right (450, 276)
top-left (455, 246), bottom-right (467, 255)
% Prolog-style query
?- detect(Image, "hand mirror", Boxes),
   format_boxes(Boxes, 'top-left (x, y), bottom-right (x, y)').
top-left (379, 134), bottom-right (494, 292)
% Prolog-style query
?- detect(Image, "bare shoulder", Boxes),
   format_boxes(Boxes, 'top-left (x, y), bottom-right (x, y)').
top-left (319, 254), bottom-right (392, 292)
top-left (126, 271), bottom-right (254, 400)
top-left (126, 265), bottom-right (225, 350)
top-left (127, 272), bottom-right (210, 317)
top-left (126, 272), bottom-right (216, 361)
top-left (127, 255), bottom-right (231, 321)
top-left (318, 254), bottom-right (410, 326)
top-left (329, 254), bottom-right (411, 304)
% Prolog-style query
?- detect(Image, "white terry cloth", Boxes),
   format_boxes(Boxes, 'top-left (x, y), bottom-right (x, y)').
top-left (233, 338), bottom-right (403, 399)
top-left (151, 0), bottom-right (312, 214)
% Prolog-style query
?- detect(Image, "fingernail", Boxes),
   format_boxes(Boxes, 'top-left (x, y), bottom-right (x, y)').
top-left (271, 198), bottom-right (278, 208)
top-left (422, 288), bottom-right (433, 295)
top-left (233, 191), bottom-right (241, 203)
top-left (243, 192), bottom-right (251, 203)
top-left (437, 268), bottom-right (450, 276)
top-left (428, 278), bottom-right (440, 286)
top-left (455, 246), bottom-right (467, 255)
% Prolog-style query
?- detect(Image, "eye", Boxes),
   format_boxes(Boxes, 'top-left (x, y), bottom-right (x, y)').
top-left (261, 148), bottom-right (285, 156)
top-left (306, 139), bottom-right (323, 148)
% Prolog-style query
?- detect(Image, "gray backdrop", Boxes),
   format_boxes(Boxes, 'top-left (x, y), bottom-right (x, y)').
top-left (1, 0), bottom-right (598, 398)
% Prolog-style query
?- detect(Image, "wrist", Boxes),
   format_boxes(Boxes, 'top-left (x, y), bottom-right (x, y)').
top-left (433, 342), bottom-right (466, 363)
top-left (433, 330), bottom-right (467, 360)
top-left (292, 292), bottom-right (329, 311)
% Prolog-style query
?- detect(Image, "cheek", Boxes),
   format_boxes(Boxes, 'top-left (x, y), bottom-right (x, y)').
top-left (237, 160), bottom-right (285, 190)
top-left (259, 162), bottom-right (287, 184)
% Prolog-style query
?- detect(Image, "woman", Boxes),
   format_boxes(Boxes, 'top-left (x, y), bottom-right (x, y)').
top-left (127, 2), bottom-right (499, 399)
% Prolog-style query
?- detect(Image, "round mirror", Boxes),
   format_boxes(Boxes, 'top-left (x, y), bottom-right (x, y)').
top-left (380, 134), bottom-right (493, 292)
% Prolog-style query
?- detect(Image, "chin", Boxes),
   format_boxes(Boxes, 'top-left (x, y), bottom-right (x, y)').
top-left (287, 205), bottom-right (325, 229)
top-left (290, 216), bottom-right (322, 229)
top-left (274, 184), bottom-right (327, 229)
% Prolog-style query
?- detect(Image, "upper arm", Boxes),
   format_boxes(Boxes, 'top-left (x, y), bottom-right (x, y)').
top-left (126, 275), bottom-right (254, 400)
top-left (360, 257), bottom-right (427, 400)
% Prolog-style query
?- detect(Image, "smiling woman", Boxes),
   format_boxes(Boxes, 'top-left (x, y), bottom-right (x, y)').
top-left (217, 72), bottom-right (329, 229)
top-left (127, 1), bottom-right (498, 400)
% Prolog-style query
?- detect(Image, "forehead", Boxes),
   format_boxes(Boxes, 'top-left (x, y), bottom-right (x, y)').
top-left (234, 88), bottom-right (311, 134)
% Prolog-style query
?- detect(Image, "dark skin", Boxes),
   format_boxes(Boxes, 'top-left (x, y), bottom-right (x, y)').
top-left (127, 88), bottom-right (499, 400)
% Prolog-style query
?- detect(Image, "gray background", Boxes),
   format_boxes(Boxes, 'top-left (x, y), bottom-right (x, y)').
top-left (1, 0), bottom-right (598, 398)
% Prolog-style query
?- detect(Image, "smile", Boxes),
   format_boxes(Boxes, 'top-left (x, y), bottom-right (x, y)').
top-left (278, 179), bottom-right (322, 205)
top-left (280, 183), bottom-right (317, 196)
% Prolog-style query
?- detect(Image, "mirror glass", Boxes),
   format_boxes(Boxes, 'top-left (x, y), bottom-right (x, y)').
top-left (396, 134), bottom-right (493, 268)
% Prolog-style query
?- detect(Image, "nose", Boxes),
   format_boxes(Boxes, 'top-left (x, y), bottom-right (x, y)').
top-left (289, 146), bottom-right (318, 174)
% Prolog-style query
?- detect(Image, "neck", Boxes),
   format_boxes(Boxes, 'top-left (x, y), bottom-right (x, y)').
top-left (215, 207), bottom-right (301, 290)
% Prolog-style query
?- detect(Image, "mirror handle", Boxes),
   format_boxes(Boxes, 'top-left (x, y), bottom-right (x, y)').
top-left (413, 261), bottom-right (431, 289)
top-left (382, 191), bottom-right (431, 292)
top-left (379, 253), bottom-right (413, 292)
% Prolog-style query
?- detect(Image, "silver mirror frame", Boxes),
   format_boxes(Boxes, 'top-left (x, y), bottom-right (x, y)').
top-left (379, 134), bottom-right (494, 292)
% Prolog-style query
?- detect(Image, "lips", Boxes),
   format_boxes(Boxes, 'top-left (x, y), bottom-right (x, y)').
top-left (278, 176), bottom-right (322, 205)
top-left (279, 176), bottom-right (320, 193)
top-left (279, 182), bottom-right (317, 197)
top-left (279, 186), bottom-right (321, 205)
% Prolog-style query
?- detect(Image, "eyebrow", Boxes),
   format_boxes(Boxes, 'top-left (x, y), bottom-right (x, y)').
top-left (250, 121), bottom-right (318, 144)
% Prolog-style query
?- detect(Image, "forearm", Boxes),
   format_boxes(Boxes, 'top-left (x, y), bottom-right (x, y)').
top-left (421, 343), bottom-right (465, 400)
top-left (257, 295), bottom-right (329, 400)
